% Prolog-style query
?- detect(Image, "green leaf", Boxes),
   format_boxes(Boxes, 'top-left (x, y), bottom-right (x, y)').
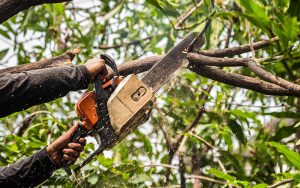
top-left (287, 0), bottom-right (300, 19)
top-left (235, 0), bottom-right (270, 34)
top-left (281, 172), bottom-right (300, 183)
top-left (53, 4), bottom-right (65, 15)
top-left (268, 142), bottom-right (300, 169)
top-left (103, 1), bottom-right (124, 21)
top-left (227, 119), bottom-right (247, 145)
top-left (129, 174), bottom-right (152, 184)
top-left (87, 174), bottom-right (99, 185)
top-left (143, 137), bottom-right (153, 157)
top-left (0, 28), bottom-right (11, 39)
top-left (253, 183), bottom-right (268, 188)
top-left (208, 168), bottom-right (236, 182)
top-left (263, 112), bottom-right (300, 119)
top-left (273, 16), bottom-right (300, 48)
top-left (146, 0), bottom-right (178, 17)
top-left (0, 49), bottom-right (9, 61)
top-left (270, 125), bottom-right (299, 142)
top-left (222, 128), bottom-right (233, 150)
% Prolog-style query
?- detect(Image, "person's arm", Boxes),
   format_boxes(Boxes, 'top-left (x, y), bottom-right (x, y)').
top-left (0, 123), bottom-right (86, 187)
top-left (0, 58), bottom-right (107, 118)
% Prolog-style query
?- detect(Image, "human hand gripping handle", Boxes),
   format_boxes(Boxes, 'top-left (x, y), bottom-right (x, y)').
top-left (46, 123), bottom-right (86, 167)
top-left (84, 57), bottom-right (109, 82)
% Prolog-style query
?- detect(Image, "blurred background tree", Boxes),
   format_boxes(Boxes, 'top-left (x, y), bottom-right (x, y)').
top-left (0, 0), bottom-right (300, 187)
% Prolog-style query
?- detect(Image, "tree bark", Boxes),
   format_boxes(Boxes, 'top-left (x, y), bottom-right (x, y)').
top-left (0, 0), bottom-right (70, 24)
top-left (0, 48), bottom-right (80, 74)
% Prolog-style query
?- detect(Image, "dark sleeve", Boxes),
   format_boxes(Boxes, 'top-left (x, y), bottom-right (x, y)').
top-left (0, 65), bottom-right (90, 118)
top-left (0, 147), bottom-right (59, 188)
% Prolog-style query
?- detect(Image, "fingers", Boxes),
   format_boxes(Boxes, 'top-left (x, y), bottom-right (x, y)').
top-left (67, 138), bottom-right (86, 152)
top-left (63, 148), bottom-right (79, 158)
top-left (62, 137), bottom-right (86, 164)
top-left (84, 58), bottom-right (108, 81)
top-left (63, 154), bottom-right (77, 165)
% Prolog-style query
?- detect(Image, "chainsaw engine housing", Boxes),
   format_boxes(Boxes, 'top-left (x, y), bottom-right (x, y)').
top-left (107, 74), bottom-right (154, 134)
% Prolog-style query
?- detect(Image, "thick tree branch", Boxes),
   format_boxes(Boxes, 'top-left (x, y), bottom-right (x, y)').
top-left (189, 65), bottom-right (299, 97)
top-left (199, 37), bottom-right (278, 57)
top-left (188, 53), bottom-right (248, 67)
top-left (0, 48), bottom-right (80, 74)
top-left (247, 60), bottom-right (300, 94)
top-left (0, 0), bottom-right (70, 24)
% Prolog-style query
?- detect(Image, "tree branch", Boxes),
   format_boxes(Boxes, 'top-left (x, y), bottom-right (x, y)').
top-left (174, 0), bottom-right (204, 29)
top-left (189, 65), bottom-right (299, 97)
top-left (2, 38), bottom-right (298, 97)
top-left (0, 0), bottom-right (70, 24)
top-left (0, 48), bottom-right (80, 74)
top-left (268, 179), bottom-right (293, 188)
top-left (247, 60), bottom-right (300, 94)
top-left (143, 163), bottom-right (227, 185)
top-left (186, 175), bottom-right (226, 185)
top-left (199, 37), bottom-right (278, 57)
top-left (13, 111), bottom-right (50, 136)
top-left (188, 53), bottom-right (248, 67)
top-left (178, 136), bottom-right (187, 188)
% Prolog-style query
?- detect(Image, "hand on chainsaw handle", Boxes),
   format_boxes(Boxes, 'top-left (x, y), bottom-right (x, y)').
top-left (84, 58), bottom-right (108, 82)
top-left (46, 123), bottom-right (86, 167)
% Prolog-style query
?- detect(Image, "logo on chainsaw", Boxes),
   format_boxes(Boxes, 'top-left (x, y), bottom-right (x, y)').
top-left (132, 86), bottom-right (147, 101)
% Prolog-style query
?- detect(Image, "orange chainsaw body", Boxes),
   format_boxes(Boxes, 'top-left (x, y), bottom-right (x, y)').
top-left (75, 77), bottom-right (123, 131)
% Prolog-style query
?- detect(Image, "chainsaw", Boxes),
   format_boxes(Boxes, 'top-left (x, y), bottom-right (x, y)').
top-left (66, 32), bottom-right (205, 173)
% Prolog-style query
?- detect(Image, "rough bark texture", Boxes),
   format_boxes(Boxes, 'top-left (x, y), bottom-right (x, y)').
top-left (199, 37), bottom-right (278, 57)
top-left (0, 48), bottom-right (80, 74)
top-left (191, 146), bottom-right (202, 188)
top-left (189, 65), bottom-right (299, 97)
top-left (188, 53), bottom-right (248, 67)
top-left (0, 0), bottom-right (71, 24)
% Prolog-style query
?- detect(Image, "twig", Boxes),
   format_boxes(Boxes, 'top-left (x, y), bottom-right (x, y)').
top-left (143, 164), bottom-right (227, 186)
top-left (178, 136), bottom-right (187, 188)
top-left (143, 163), bottom-right (179, 170)
top-left (189, 133), bottom-right (214, 149)
top-left (174, 0), bottom-right (204, 29)
top-left (186, 175), bottom-right (226, 185)
top-left (268, 179), bottom-right (293, 188)
top-left (13, 111), bottom-right (51, 136)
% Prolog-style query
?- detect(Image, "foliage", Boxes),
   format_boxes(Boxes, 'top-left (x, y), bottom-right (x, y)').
top-left (0, 0), bottom-right (300, 187)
